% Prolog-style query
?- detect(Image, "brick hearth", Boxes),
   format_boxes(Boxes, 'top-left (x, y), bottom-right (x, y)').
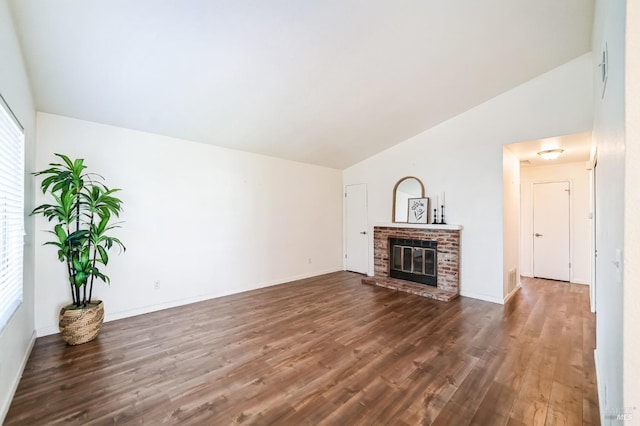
top-left (362, 224), bottom-right (461, 301)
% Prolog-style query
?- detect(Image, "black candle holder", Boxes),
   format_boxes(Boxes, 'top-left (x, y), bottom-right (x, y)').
top-left (440, 205), bottom-right (446, 225)
top-left (433, 208), bottom-right (438, 224)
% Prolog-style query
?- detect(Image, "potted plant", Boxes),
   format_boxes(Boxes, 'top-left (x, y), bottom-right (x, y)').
top-left (32, 153), bottom-right (125, 345)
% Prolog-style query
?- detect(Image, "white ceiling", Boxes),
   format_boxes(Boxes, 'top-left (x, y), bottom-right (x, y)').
top-left (9, 1), bottom-right (594, 169)
top-left (507, 131), bottom-right (593, 167)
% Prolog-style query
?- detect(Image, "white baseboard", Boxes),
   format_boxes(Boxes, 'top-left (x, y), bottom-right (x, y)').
top-left (37, 324), bottom-right (59, 337)
top-left (594, 349), bottom-right (605, 426)
top-left (37, 268), bottom-right (343, 337)
top-left (503, 285), bottom-right (522, 304)
top-left (459, 290), bottom-right (505, 305)
top-left (570, 279), bottom-right (590, 285)
top-left (523, 274), bottom-right (590, 286)
top-left (461, 285), bottom-right (522, 305)
top-left (105, 268), bottom-right (344, 323)
top-left (0, 330), bottom-right (36, 423)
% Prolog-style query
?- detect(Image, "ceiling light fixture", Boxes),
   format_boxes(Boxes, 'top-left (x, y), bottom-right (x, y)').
top-left (537, 149), bottom-right (564, 160)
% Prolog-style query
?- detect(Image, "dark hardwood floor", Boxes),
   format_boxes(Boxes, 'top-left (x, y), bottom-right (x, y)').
top-left (5, 272), bottom-right (599, 425)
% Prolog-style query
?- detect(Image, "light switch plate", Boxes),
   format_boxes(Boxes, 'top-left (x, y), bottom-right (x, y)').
top-left (615, 248), bottom-right (623, 283)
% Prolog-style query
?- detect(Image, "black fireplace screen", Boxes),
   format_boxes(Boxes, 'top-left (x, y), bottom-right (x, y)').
top-left (389, 238), bottom-right (437, 286)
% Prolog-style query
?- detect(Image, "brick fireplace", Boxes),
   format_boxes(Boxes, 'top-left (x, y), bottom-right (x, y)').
top-left (362, 224), bottom-right (461, 301)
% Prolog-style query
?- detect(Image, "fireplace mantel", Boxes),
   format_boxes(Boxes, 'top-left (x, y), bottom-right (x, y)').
top-left (374, 222), bottom-right (463, 231)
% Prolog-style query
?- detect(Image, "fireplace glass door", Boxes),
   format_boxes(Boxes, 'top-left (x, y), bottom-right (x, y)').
top-left (389, 238), bottom-right (437, 286)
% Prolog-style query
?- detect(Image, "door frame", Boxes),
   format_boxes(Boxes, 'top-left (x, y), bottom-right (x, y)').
top-left (530, 179), bottom-right (573, 282)
top-left (590, 156), bottom-right (597, 313)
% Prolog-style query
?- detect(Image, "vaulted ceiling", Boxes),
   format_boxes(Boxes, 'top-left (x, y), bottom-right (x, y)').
top-left (9, 1), bottom-right (594, 169)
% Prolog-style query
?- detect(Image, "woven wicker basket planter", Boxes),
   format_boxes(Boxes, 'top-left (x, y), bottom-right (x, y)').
top-left (58, 300), bottom-right (104, 345)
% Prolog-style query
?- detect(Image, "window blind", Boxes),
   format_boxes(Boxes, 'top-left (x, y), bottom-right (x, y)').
top-left (0, 94), bottom-right (24, 332)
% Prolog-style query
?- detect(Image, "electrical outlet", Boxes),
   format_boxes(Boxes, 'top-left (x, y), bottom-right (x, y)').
top-left (154, 280), bottom-right (160, 290)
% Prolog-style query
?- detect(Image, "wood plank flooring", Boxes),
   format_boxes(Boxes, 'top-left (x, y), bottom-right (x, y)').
top-left (5, 273), bottom-right (599, 425)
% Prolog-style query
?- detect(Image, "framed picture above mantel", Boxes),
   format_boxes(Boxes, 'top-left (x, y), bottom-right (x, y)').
top-left (407, 197), bottom-right (429, 224)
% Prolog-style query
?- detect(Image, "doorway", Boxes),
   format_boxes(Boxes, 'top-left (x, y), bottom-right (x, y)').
top-left (345, 184), bottom-right (368, 274)
top-left (532, 181), bottom-right (571, 281)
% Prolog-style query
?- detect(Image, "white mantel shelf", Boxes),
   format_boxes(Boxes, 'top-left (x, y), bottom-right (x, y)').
top-left (374, 223), bottom-right (463, 231)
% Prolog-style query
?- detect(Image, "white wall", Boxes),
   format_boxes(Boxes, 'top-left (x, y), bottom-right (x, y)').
top-left (344, 53), bottom-right (593, 304)
top-left (592, 0), bottom-right (626, 422)
top-left (624, 0), bottom-right (640, 420)
top-left (520, 162), bottom-right (592, 285)
top-left (34, 113), bottom-right (343, 335)
top-left (502, 147), bottom-right (520, 299)
top-left (0, 0), bottom-right (36, 421)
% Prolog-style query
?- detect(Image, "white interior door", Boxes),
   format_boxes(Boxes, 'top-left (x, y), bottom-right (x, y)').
top-left (345, 184), bottom-right (368, 274)
top-left (533, 181), bottom-right (570, 281)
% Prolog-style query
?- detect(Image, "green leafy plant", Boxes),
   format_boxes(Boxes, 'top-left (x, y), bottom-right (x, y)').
top-left (32, 154), bottom-right (125, 308)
